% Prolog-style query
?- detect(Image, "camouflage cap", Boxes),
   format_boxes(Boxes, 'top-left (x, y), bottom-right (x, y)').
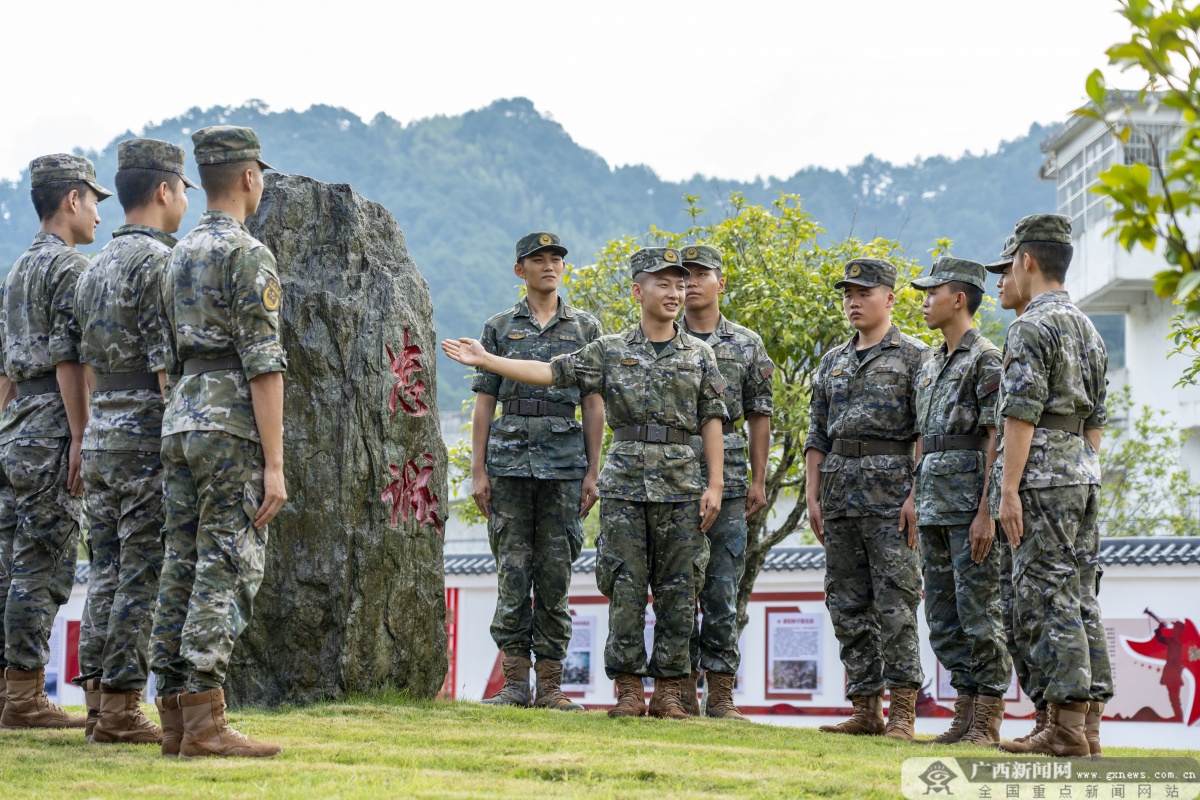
top-left (834, 257), bottom-right (896, 289)
top-left (515, 231), bottom-right (568, 261)
top-left (191, 126), bottom-right (274, 171)
top-left (912, 256), bottom-right (986, 291)
top-left (28, 153), bottom-right (112, 199)
top-left (117, 138), bottom-right (199, 189)
top-left (1000, 214), bottom-right (1072, 257)
top-left (679, 244), bottom-right (722, 271)
top-left (984, 235), bottom-right (1017, 274)
top-left (630, 246), bottom-right (690, 278)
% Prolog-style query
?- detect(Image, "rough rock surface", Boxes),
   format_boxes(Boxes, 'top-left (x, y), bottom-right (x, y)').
top-left (225, 173), bottom-right (448, 707)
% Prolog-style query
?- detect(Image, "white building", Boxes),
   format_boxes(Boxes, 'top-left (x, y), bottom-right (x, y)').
top-left (1039, 94), bottom-right (1200, 474)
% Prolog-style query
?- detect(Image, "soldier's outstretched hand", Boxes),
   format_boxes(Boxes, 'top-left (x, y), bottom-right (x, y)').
top-left (699, 486), bottom-right (721, 533)
top-left (442, 338), bottom-right (488, 367)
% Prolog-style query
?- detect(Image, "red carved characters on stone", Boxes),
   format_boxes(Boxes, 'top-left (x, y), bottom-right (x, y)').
top-left (387, 328), bottom-right (428, 417)
top-left (381, 453), bottom-right (443, 535)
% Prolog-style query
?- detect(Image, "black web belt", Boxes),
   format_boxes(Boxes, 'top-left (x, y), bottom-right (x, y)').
top-left (1037, 413), bottom-right (1086, 436)
top-left (613, 424), bottom-right (691, 445)
top-left (182, 355), bottom-right (244, 376)
top-left (921, 434), bottom-right (987, 454)
top-left (14, 375), bottom-right (58, 397)
top-left (831, 438), bottom-right (913, 458)
top-left (502, 399), bottom-right (576, 417)
top-left (93, 372), bottom-right (160, 392)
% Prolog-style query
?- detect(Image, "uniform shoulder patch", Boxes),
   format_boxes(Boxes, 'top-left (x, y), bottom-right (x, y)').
top-left (982, 375), bottom-right (1001, 395)
top-left (263, 278), bottom-right (282, 311)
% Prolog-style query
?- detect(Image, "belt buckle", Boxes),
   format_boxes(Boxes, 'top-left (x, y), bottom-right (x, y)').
top-left (645, 424), bottom-right (667, 443)
top-left (851, 440), bottom-right (866, 457)
top-left (519, 399), bottom-right (538, 416)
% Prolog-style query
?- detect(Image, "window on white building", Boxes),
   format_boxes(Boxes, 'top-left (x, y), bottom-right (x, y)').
top-left (1056, 124), bottom-right (1183, 232)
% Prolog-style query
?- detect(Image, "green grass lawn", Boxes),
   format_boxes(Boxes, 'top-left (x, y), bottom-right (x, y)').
top-left (0, 694), bottom-right (1191, 799)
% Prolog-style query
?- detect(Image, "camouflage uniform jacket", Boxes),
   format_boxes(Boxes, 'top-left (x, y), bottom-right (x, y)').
top-left (0, 232), bottom-right (86, 444)
top-left (160, 210), bottom-right (287, 442)
top-left (998, 290), bottom-right (1106, 489)
top-left (472, 296), bottom-right (602, 480)
top-left (75, 225), bottom-right (175, 452)
top-left (550, 321), bottom-right (728, 502)
top-left (914, 327), bottom-right (1001, 526)
top-left (687, 315), bottom-right (774, 499)
top-left (804, 324), bottom-right (930, 519)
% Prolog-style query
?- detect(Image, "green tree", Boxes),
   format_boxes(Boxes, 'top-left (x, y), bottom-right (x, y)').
top-left (452, 193), bottom-right (942, 632)
top-left (1099, 386), bottom-right (1200, 535)
top-left (1080, 0), bottom-right (1200, 382)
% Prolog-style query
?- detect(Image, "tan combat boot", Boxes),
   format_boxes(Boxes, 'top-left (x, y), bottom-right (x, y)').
top-left (80, 678), bottom-right (102, 740)
top-left (820, 690), bottom-right (885, 735)
top-left (704, 672), bottom-right (747, 720)
top-left (680, 670), bottom-right (701, 716)
top-left (0, 668), bottom-right (85, 729)
top-left (1085, 702), bottom-right (1104, 760)
top-left (178, 688), bottom-right (282, 759)
top-left (480, 656), bottom-right (532, 707)
top-left (926, 694), bottom-right (974, 744)
top-left (608, 673), bottom-right (646, 718)
top-left (884, 688), bottom-right (918, 740)
top-left (999, 701), bottom-right (1089, 757)
top-left (0, 672), bottom-right (7, 726)
top-left (91, 689), bottom-right (163, 745)
top-left (959, 695), bottom-right (1005, 747)
top-left (157, 692), bottom-right (184, 757)
top-left (533, 660), bottom-right (582, 711)
top-left (647, 677), bottom-right (689, 720)
top-left (1011, 705), bottom-right (1048, 744)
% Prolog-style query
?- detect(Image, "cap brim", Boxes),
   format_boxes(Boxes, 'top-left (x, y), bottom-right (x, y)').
top-left (911, 276), bottom-right (948, 289)
top-left (680, 260), bottom-right (718, 270)
top-left (181, 174), bottom-right (200, 190)
top-left (257, 159), bottom-right (275, 172)
top-left (984, 259), bottom-right (1013, 274)
top-left (87, 180), bottom-right (114, 200)
top-left (834, 277), bottom-right (886, 289)
top-left (643, 264), bottom-right (691, 277)
top-left (519, 245), bottom-right (569, 260)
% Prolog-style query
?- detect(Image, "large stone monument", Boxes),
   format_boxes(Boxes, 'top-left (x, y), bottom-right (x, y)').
top-left (225, 173), bottom-right (448, 707)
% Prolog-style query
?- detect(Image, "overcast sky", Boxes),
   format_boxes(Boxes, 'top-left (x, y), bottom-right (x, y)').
top-left (1, 0), bottom-right (1132, 183)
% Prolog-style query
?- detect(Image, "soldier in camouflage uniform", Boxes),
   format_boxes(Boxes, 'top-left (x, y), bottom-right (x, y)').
top-left (470, 231), bottom-right (603, 711)
top-left (148, 127), bottom-right (286, 759)
top-left (73, 139), bottom-right (198, 745)
top-left (0, 154), bottom-right (109, 730)
top-left (985, 238), bottom-right (1043, 742)
top-left (804, 257), bottom-right (929, 740)
top-left (679, 244), bottom-right (773, 720)
top-left (912, 257), bottom-right (1010, 745)
top-left (443, 246), bottom-right (728, 720)
top-left (995, 214), bottom-right (1112, 759)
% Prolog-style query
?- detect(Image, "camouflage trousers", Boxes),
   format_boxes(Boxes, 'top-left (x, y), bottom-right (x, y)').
top-left (823, 514), bottom-right (923, 697)
top-left (689, 497), bottom-right (746, 674)
top-left (596, 498), bottom-right (706, 679)
top-left (996, 527), bottom-right (1039, 705)
top-left (149, 431), bottom-right (267, 693)
top-left (0, 437), bottom-right (80, 670)
top-left (75, 449), bottom-right (164, 691)
top-left (920, 523), bottom-right (1011, 698)
top-left (487, 476), bottom-right (583, 662)
top-left (1012, 485), bottom-right (1113, 705)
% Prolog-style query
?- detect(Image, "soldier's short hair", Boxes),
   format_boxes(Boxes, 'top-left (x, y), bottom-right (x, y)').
top-left (946, 280), bottom-right (984, 315)
top-left (1017, 241), bottom-right (1073, 284)
top-left (30, 181), bottom-right (91, 222)
top-left (198, 160), bottom-right (254, 196)
top-left (115, 168), bottom-right (182, 212)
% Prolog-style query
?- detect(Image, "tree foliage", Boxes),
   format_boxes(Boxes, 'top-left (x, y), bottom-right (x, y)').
top-left (1080, 0), bottom-right (1200, 381)
top-left (1099, 385), bottom-right (1200, 535)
